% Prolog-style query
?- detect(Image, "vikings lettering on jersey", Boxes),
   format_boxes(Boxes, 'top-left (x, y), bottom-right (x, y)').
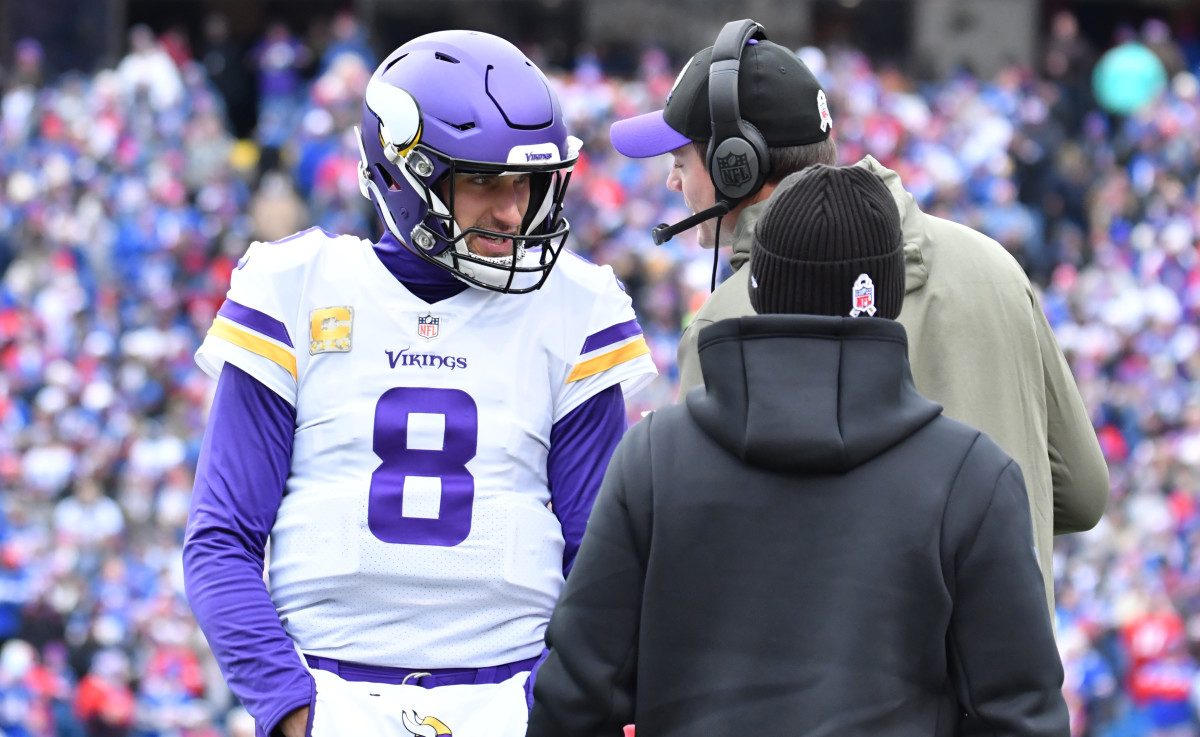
top-left (195, 229), bottom-right (656, 668)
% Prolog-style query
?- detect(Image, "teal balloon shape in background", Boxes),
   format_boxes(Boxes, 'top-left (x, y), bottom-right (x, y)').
top-left (1092, 42), bottom-right (1168, 115)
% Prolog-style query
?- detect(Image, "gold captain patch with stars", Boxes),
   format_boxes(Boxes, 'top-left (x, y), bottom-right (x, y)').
top-left (310, 306), bottom-right (353, 354)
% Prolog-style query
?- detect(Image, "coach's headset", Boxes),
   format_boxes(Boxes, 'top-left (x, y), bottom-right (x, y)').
top-left (651, 19), bottom-right (771, 246)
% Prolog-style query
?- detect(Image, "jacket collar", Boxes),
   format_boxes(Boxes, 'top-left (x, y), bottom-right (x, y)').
top-left (853, 155), bottom-right (929, 294)
top-left (727, 198), bottom-right (770, 273)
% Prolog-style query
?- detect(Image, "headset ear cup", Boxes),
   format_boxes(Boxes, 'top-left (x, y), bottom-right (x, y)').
top-left (708, 137), bottom-right (752, 201)
top-left (742, 119), bottom-right (770, 193)
top-left (707, 19), bottom-right (772, 204)
top-left (707, 121), bottom-right (769, 202)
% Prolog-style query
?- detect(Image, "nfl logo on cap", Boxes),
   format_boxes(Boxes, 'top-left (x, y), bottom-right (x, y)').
top-left (849, 273), bottom-right (876, 317)
top-left (417, 314), bottom-right (440, 340)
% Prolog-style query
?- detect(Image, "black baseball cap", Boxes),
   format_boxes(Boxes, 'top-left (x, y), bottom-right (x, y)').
top-left (610, 39), bottom-right (833, 158)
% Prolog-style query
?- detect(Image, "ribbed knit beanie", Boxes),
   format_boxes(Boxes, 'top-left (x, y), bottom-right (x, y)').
top-left (748, 165), bottom-right (904, 319)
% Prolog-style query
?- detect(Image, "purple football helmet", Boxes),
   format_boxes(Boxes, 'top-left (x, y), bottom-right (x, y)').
top-left (356, 31), bottom-right (581, 293)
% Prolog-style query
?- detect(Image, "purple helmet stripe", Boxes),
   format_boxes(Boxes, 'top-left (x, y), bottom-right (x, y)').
top-left (581, 319), bottom-right (642, 354)
top-left (218, 299), bottom-right (293, 348)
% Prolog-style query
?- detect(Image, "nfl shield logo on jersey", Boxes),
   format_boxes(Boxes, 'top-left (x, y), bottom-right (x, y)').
top-left (417, 314), bottom-right (440, 340)
top-left (849, 273), bottom-right (877, 317)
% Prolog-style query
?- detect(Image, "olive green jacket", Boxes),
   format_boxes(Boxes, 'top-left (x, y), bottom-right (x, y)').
top-left (675, 155), bottom-right (1110, 613)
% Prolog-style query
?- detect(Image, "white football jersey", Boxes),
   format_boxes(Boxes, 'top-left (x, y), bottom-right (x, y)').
top-left (195, 228), bottom-right (656, 668)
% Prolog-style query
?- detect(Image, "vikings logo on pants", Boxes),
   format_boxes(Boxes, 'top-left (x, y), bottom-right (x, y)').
top-left (307, 666), bottom-right (529, 737)
top-left (402, 710), bottom-right (453, 737)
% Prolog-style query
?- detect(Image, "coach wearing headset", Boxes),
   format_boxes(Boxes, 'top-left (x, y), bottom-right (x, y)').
top-left (607, 19), bottom-right (1109, 617)
top-left (526, 163), bottom-right (1070, 737)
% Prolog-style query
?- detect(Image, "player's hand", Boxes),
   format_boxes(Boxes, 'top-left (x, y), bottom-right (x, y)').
top-left (279, 705), bottom-right (310, 737)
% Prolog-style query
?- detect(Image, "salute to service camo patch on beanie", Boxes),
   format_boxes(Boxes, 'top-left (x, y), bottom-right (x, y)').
top-left (748, 165), bottom-right (904, 319)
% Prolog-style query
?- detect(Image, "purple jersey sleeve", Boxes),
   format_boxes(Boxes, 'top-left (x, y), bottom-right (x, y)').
top-left (547, 383), bottom-right (627, 577)
top-left (528, 383), bottom-right (626, 709)
top-left (183, 364), bottom-right (314, 737)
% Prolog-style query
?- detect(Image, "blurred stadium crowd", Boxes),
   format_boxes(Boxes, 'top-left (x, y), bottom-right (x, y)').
top-left (0, 9), bottom-right (1199, 737)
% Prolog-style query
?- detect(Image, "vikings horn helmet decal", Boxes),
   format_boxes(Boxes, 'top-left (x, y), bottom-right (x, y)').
top-left (356, 30), bottom-right (582, 293)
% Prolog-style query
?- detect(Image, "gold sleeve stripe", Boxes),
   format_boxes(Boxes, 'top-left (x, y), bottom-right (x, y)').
top-left (566, 337), bottom-right (651, 384)
top-left (208, 320), bottom-right (298, 381)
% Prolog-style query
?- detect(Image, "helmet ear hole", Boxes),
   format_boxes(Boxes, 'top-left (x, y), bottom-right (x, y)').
top-left (375, 165), bottom-right (402, 192)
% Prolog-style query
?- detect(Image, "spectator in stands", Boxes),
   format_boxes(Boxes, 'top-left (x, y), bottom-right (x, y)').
top-left (199, 14), bottom-right (255, 138)
top-left (115, 25), bottom-right (184, 113)
top-left (74, 650), bottom-right (134, 737)
top-left (249, 21), bottom-right (311, 167)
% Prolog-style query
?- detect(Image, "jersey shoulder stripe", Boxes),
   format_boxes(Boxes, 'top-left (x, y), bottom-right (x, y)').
top-left (567, 316), bottom-right (649, 383)
top-left (197, 229), bottom-right (366, 402)
top-left (543, 248), bottom-right (657, 401)
top-left (217, 298), bottom-right (294, 347)
top-left (207, 318), bottom-right (298, 381)
top-left (580, 318), bottom-right (640, 354)
top-left (566, 337), bottom-right (650, 383)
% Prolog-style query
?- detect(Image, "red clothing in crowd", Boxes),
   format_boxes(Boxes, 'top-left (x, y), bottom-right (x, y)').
top-left (75, 675), bottom-right (135, 737)
top-left (1121, 609), bottom-right (1185, 670)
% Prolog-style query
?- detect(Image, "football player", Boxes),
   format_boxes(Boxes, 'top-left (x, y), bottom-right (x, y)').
top-left (183, 30), bottom-right (656, 737)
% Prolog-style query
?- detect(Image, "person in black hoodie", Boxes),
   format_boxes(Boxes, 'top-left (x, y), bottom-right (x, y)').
top-left (526, 165), bottom-right (1070, 737)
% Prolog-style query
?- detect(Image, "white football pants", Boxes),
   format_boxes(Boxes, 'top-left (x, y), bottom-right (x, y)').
top-left (308, 667), bottom-right (530, 737)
